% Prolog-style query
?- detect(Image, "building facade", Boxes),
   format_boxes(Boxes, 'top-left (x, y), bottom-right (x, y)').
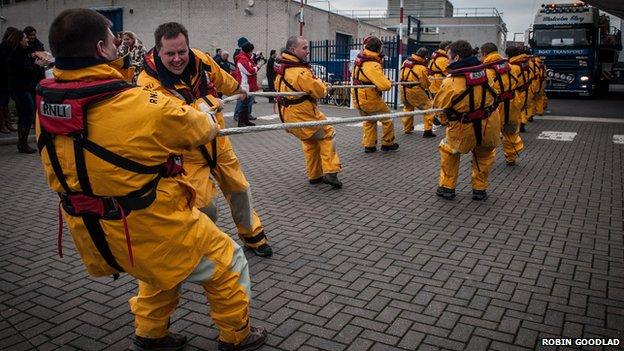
top-left (0, 0), bottom-right (394, 80)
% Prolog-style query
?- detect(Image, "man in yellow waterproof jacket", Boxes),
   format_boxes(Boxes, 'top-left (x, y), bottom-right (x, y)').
top-left (137, 23), bottom-right (272, 258)
top-left (427, 41), bottom-right (451, 95)
top-left (352, 36), bottom-right (398, 153)
top-left (524, 48), bottom-right (539, 123)
top-left (36, 9), bottom-right (266, 351)
top-left (433, 40), bottom-right (501, 201)
top-left (507, 47), bottom-right (532, 133)
top-left (274, 36), bottom-right (342, 188)
top-left (481, 43), bottom-right (524, 166)
top-left (399, 47), bottom-right (436, 137)
top-left (532, 55), bottom-right (548, 116)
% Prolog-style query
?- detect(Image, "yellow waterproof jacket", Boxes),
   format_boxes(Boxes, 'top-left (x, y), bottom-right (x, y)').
top-left (482, 53), bottom-right (520, 125)
top-left (433, 59), bottom-right (500, 154)
top-left (273, 52), bottom-right (330, 140)
top-left (524, 55), bottom-right (538, 96)
top-left (138, 48), bottom-right (241, 207)
top-left (351, 49), bottom-right (392, 113)
top-left (37, 62), bottom-right (220, 290)
top-left (508, 55), bottom-right (531, 111)
top-left (399, 54), bottom-right (431, 108)
top-left (531, 56), bottom-right (544, 94)
top-left (427, 49), bottom-right (449, 94)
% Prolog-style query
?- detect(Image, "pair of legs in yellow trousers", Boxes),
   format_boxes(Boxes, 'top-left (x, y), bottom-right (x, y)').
top-left (129, 223), bottom-right (253, 346)
top-left (300, 127), bottom-right (342, 184)
top-left (199, 144), bottom-right (269, 253)
top-left (360, 107), bottom-right (398, 151)
top-left (501, 127), bottom-right (524, 166)
top-left (402, 102), bottom-right (435, 136)
top-left (438, 145), bottom-right (496, 200)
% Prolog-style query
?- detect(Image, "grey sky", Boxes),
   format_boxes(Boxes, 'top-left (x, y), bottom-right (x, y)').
top-left (311, 0), bottom-right (616, 40)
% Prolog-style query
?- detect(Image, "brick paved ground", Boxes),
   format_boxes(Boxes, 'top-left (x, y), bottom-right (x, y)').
top-left (1, 101), bottom-right (623, 351)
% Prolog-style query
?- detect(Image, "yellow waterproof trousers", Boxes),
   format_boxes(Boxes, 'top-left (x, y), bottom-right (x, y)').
top-left (129, 228), bottom-right (251, 344)
top-left (402, 101), bottom-right (434, 134)
top-left (536, 91), bottom-right (547, 116)
top-left (501, 129), bottom-right (524, 164)
top-left (300, 127), bottom-right (342, 180)
top-left (360, 107), bottom-right (396, 148)
top-left (199, 147), bottom-right (267, 250)
top-left (438, 145), bottom-right (496, 191)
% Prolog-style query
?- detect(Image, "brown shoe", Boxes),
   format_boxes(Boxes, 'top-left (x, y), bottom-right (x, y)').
top-left (218, 326), bottom-right (267, 351)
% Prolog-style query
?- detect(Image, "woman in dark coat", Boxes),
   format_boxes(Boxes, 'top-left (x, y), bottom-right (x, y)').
top-left (6, 30), bottom-right (43, 153)
top-left (0, 27), bottom-right (19, 134)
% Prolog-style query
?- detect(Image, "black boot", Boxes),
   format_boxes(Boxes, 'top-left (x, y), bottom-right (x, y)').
top-left (423, 130), bottom-right (436, 138)
top-left (218, 326), bottom-right (267, 351)
top-left (237, 110), bottom-right (255, 127)
top-left (472, 189), bottom-right (488, 201)
top-left (381, 143), bottom-right (399, 151)
top-left (17, 128), bottom-right (36, 154)
top-left (130, 333), bottom-right (187, 351)
top-left (322, 172), bottom-right (342, 188)
top-left (250, 243), bottom-right (273, 257)
top-left (436, 187), bottom-right (456, 200)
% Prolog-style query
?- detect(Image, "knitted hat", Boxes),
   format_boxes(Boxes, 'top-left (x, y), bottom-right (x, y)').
top-left (238, 37), bottom-right (250, 48)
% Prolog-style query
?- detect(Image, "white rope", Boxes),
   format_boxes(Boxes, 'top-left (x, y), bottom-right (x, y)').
top-left (222, 81), bottom-right (429, 103)
top-left (218, 108), bottom-right (444, 136)
top-left (221, 91), bottom-right (307, 103)
top-left (329, 81), bottom-right (420, 89)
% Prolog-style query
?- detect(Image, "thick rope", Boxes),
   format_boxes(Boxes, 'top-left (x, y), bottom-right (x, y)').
top-left (222, 80), bottom-right (433, 103)
top-left (218, 108), bottom-right (445, 136)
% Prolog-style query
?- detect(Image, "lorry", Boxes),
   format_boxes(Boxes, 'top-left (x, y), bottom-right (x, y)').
top-left (530, 3), bottom-right (622, 96)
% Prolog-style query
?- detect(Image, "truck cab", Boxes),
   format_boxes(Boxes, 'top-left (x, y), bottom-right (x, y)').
top-left (530, 3), bottom-right (621, 96)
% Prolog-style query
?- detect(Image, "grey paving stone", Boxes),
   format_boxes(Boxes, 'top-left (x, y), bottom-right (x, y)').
top-left (1, 104), bottom-right (623, 350)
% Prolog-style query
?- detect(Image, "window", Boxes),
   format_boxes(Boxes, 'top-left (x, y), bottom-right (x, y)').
top-left (533, 28), bottom-right (593, 47)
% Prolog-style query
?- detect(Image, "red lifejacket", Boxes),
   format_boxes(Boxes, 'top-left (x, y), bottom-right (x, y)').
top-left (273, 58), bottom-right (315, 122)
top-left (484, 59), bottom-right (518, 124)
top-left (445, 64), bottom-right (498, 145)
top-left (509, 58), bottom-right (531, 92)
top-left (484, 59), bottom-right (516, 102)
top-left (400, 57), bottom-right (428, 103)
top-left (353, 53), bottom-right (380, 85)
top-left (37, 78), bottom-right (184, 275)
top-left (427, 51), bottom-right (448, 75)
top-left (401, 57), bottom-right (426, 81)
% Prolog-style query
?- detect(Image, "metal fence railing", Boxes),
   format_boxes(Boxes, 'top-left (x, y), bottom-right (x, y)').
top-left (334, 9), bottom-right (387, 19)
top-left (453, 7), bottom-right (502, 17)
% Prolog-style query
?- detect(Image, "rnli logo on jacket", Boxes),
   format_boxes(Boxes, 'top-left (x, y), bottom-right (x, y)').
top-left (40, 102), bottom-right (72, 119)
top-left (468, 71), bottom-right (486, 80)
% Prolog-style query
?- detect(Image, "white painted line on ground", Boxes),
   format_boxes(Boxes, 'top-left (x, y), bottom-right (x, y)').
top-left (535, 115), bottom-right (624, 124)
top-left (537, 131), bottom-right (577, 141)
top-left (256, 114), bottom-right (279, 121)
top-left (223, 112), bottom-right (234, 117)
top-left (614, 135), bottom-right (624, 144)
